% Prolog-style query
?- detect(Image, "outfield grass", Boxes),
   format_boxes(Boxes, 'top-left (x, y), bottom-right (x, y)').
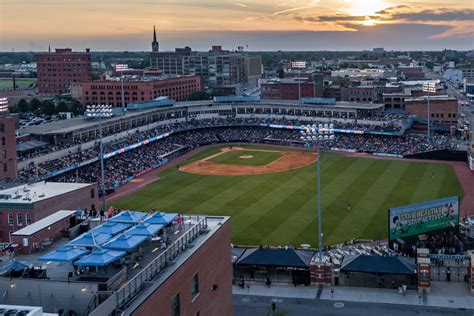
top-left (210, 150), bottom-right (282, 166)
top-left (113, 148), bottom-right (464, 247)
top-left (0, 78), bottom-right (37, 91)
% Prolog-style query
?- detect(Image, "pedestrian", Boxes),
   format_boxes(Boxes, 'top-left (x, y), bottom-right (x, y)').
top-left (99, 208), bottom-right (105, 221)
top-left (347, 204), bottom-right (351, 211)
top-left (271, 300), bottom-right (276, 312)
top-left (446, 267), bottom-right (451, 282)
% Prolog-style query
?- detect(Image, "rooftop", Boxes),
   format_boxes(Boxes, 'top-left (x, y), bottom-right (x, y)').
top-left (0, 182), bottom-right (93, 205)
top-left (12, 210), bottom-right (75, 236)
top-left (0, 214), bottom-right (229, 315)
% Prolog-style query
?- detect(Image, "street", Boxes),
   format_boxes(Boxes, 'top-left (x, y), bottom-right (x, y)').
top-left (233, 294), bottom-right (474, 316)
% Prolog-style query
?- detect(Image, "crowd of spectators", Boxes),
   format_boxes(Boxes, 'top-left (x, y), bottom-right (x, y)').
top-left (17, 117), bottom-right (453, 183)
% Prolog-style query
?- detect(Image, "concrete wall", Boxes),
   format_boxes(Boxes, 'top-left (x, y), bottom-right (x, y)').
top-left (0, 278), bottom-right (98, 314)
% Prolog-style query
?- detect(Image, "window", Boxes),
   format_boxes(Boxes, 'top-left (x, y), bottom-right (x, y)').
top-left (0, 124), bottom-right (4, 132)
top-left (90, 189), bottom-right (95, 199)
top-left (26, 213), bottom-right (31, 225)
top-left (3, 163), bottom-right (7, 172)
top-left (171, 293), bottom-right (180, 316)
top-left (1, 137), bottom-right (5, 146)
top-left (192, 274), bottom-right (199, 299)
top-left (17, 214), bottom-right (23, 226)
top-left (8, 213), bottom-right (13, 226)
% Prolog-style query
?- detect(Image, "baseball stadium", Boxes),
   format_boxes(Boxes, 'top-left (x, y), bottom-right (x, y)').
top-left (17, 98), bottom-right (473, 249)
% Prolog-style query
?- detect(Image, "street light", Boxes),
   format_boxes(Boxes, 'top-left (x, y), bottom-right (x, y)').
top-left (423, 81), bottom-right (437, 139)
top-left (300, 123), bottom-right (335, 261)
top-left (85, 104), bottom-right (113, 212)
top-left (115, 64), bottom-right (128, 112)
top-left (292, 61), bottom-right (306, 101)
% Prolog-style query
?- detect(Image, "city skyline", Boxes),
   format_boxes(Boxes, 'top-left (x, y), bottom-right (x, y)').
top-left (0, 0), bottom-right (473, 51)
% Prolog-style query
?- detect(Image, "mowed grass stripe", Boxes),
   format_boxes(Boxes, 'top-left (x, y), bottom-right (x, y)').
top-left (113, 148), bottom-right (465, 247)
top-left (232, 169), bottom-right (312, 243)
top-left (329, 160), bottom-right (409, 244)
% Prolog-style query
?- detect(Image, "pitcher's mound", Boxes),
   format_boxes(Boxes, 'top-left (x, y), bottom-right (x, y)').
top-left (239, 155), bottom-right (253, 159)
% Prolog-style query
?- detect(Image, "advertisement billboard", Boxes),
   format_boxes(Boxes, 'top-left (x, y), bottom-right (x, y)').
top-left (388, 196), bottom-right (459, 242)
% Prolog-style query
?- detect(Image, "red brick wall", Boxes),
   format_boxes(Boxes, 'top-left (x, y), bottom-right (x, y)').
top-left (0, 117), bottom-right (17, 181)
top-left (36, 49), bottom-right (92, 95)
top-left (132, 220), bottom-right (232, 316)
top-left (72, 76), bottom-right (202, 106)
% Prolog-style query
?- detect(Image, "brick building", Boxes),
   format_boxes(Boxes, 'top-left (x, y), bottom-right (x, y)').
top-left (11, 210), bottom-right (77, 254)
top-left (0, 115), bottom-right (18, 181)
top-left (342, 85), bottom-right (378, 103)
top-left (260, 78), bottom-right (322, 100)
top-left (71, 76), bottom-right (202, 106)
top-left (398, 66), bottom-right (424, 80)
top-left (129, 218), bottom-right (232, 316)
top-left (36, 48), bottom-right (92, 95)
top-left (0, 182), bottom-right (99, 242)
top-left (404, 96), bottom-right (458, 125)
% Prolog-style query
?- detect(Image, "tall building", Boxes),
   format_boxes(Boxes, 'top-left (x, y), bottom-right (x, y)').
top-left (0, 114), bottom-right (17, 181)
top-left (152, 25), bottom-right (159, 53)
top-left (71, 76), bottom-right (202, 106)
top-left (404, 95), bottom-right (458, 125)
top-left (150, 39), bottom-right (261, 88)
top-left (36, 48), bottom-right (92, 95)
top-left (259, 77), bottom-right (323, 100)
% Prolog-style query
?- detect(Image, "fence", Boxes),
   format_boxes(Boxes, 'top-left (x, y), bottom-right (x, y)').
top-left (89, 217), bottom-right (207, 316)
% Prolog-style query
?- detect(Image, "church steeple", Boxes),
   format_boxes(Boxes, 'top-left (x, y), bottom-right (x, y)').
top-left (152, 25), bottom-right (159, 52)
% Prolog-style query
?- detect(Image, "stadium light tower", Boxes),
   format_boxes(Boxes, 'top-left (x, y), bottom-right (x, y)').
top-left (422, 81), bottom-right (436, 139)
top-left (85, 104), bottom-right (113, 212)
top-left (292, 61), bottom-right (306, 101)
top-left (115, 64), bottom-right (128, 112)
top-left (0, 97), bottom-right (9, 116)
top-left (300, 123), bottom-right (335, 261)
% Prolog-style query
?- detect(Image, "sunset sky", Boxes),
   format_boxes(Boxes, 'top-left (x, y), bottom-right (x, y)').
top-left (0, 0), bottom-right (473, 51)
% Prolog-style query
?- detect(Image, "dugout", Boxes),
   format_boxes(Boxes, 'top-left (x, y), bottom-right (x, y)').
top-left (339, 255), bottom-right (417, 289)
top-left (232, 247), bottom-right (314, 286)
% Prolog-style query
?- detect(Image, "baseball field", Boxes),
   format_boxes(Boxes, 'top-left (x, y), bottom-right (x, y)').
top-left (112, 145), bottom-right (464, 247)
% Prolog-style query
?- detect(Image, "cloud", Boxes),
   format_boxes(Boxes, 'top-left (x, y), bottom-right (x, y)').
top-left (390, 9), bottom-right (474, 22)
top-left (233, 2), bottom-right (247, 8)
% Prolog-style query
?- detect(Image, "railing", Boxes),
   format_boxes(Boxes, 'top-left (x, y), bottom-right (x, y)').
top-left (89, 217), bottom-right (207, 315)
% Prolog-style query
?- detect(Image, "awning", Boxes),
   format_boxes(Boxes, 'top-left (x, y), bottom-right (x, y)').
top-left (126, 223), bottom-right (163, 236)
top-left (144, 212), bottom-right (178, 225)
top-left (16, 140), bottom-right (49, 152)
top-left (340, 255), bottom-right (416, 275)
top-left (38, 246), bottom-right (89, 262)
top-left (109, 211), bottom-right (148, 223)
top-left (67, 232), bottom-right (113, 247)
top-left (0, 260), bottom-right (31, 275)
top-left (102, 234), bottom-right (148, 251)
top-left (74, 249), bottom-right (126, 267)
top-left (93, 222), bottom-right (132, 235)
top-left (235, 247), bottom-right (315, 269)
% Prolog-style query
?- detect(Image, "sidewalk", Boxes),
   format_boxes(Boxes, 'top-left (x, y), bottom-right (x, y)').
top-left (233, 283), bottom-right (318, 299)
top-left (232, 281), bottom-right (474, 310)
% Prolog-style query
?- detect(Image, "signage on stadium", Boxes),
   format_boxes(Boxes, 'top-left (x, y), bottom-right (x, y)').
top-left (388, 196), bottom-right (459, 243)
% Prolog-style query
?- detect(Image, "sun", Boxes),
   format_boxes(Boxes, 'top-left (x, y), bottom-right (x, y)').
top-left (346, 0), bottom-right (389, 16)
top-left (362, 19), bottom-right (377, 26)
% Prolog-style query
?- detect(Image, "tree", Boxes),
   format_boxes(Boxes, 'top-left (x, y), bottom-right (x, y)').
top-left (17, 99), bottom-right (30, 113)
top-left (69, 100), bottom-right (84, 115)
top-left (277, 68), bottom-right (285, 79)
top-left (41, 100), bottom-right (56, 116)
top-left (187, 91), bottom-right (212, 101)
top-left (30, 98), bottom-right (42, 114)
top-left (56, 101), bottom-right (69, 113)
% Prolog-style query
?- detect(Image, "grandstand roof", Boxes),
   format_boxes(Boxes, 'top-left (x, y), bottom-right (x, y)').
top-left (340, 255), bottom-right (416, 275)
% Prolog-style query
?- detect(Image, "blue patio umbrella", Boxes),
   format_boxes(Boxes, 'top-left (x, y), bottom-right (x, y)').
top-left (0, 260), bottom-right (31, 275)
top-left (144, 212), bottom-right (178, 225)
top-left (93, 222), bottom-right (132, 235)
top-left (109, 211), bottom-right (148, 223)
top-left (38, 246), bottom-right (90, 262)
top-left (74, 249), bottom-right (126, 267)
top-left (67, 232), bottom-right (113, 247)
top-left (126, 223), bottom-right (164, 236)
top-left (102, 234), bottom-right (148, 251)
